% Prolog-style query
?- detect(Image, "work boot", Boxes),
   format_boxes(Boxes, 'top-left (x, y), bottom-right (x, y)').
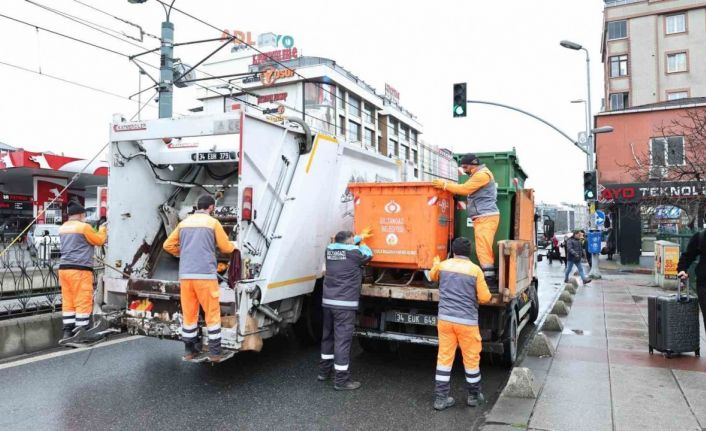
top-left (433, 396), bottom-right (456, 411)
top-left (183, 352), bottom-right (196, 361)
top-left (334, 380), bottom-right (361, 391)
top-left (582, 278), bottom-right (593, 285)
top-left (61, 328), bottom-right (74, 340)
top-left (467, 391), bottom-right (486, 407)
top-left (317, 370), bottom-right (332, 382)
top-left (209, 350), bottom-right (234, 363)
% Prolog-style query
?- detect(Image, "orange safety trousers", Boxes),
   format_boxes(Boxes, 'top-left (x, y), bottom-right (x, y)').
top-left (473, 214), bottom-right (500, 271)
top-left (435, 320), bottom-right (482, 396)
top-left (180, 279), bottom-right (222, 354)
top-left (59, 269), bottom-right (94, 328)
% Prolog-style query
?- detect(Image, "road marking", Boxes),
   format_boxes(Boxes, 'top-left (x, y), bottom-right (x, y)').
top-left (0, 335), bottom-right (143, 370)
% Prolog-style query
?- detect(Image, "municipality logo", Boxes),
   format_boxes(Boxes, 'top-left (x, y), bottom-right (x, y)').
top-left (386, 233), bottom-right (399, 246)
top-left (384, 200), bottom-right (401, 214)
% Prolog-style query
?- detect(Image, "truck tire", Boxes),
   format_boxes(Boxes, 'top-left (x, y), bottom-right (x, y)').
top-left (293, 279), bottom-right (323, 345)
top-left (528, 280), bottom-right (539, 324)
top-left (502, 310), bottom-right (518, 368)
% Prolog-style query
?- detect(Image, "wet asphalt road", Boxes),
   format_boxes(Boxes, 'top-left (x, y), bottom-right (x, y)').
top-left (0, 264), bottom-right (564, 431)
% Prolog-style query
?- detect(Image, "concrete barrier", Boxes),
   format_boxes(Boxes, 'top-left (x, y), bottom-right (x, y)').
top-left (0, 312), bottom-right (62, 359)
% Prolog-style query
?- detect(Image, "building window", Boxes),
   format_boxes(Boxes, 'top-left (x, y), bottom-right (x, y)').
top-left (667, 52), bottom-right (687, 73)
top-left (667, 91), bottom-right (689, 101)
top-left (338, 115), bottom-right (346, 136)
top-left (348, 120), bottom-right (361, 142)
top-left (607, 20), bottom-right (627, 40)
top-left (337, 87), bottom-right (345, 111)
top-left (363, 104), bottom-right (374, 124)
top-left (651, 136), bottom-right (685, 167)
top-left (609, 55), bottom-right (629, 77)
top-left (390, 118), bottom-right (398, 136)
top-left (391, 139), bottom-right (399, 156)
top-left (413, 149), bottom-right (418, 164)
top-left (410, 130), bottom-right (417, 146)
top-left (666, 14), bottom-right (686, 34)
top-left (609, 92), bottom-right (629, 110)
top-left (364, 128), bottom-right (374, 147)
top-left (401, 125), bottom-right (410, 141)
top-left (401, 145), bottom-right (409, 161)
top-left (349, 94), bottom-right (361, 117)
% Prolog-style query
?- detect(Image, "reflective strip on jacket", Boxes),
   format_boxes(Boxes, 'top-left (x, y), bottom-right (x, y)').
top-left (429, 256), bottom-right (492, 326)
top-left (322, 243), bottom-right (373, 310)
top-left (59, 220), bottom-right (107, 270)
top-left (162, 211), bottom-right (235, 280)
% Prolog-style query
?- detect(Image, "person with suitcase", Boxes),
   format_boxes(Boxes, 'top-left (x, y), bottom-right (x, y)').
top-left (677, 230), bottom-right (706, 329)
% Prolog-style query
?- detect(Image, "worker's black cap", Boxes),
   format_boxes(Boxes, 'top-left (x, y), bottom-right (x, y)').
top-left (452, 237), bottom-right (472, 257)
top-left (67, 201), bottom-right (85, 216)
top-left (460, 153), bottom-right (480, 166)
top-left (197, 194), bottom-right (216, 210)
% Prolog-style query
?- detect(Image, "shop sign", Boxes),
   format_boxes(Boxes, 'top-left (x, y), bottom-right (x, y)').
top-left (385, 83), bottom-right (400, 104)
top-left (600, 181), bottom-right (706, 203)
top-left (664, 245), bottom-right (680, 277)
top-left (1, 193), bottom-right (32, 202)
top-left (262, 106), bottom-right (285, 115)
top-left (257, 93), bottom-right (288, 104)
top-left (252, 48), bottom-right (298, 65)
top-left (260, 67), bottom-right (295, 86)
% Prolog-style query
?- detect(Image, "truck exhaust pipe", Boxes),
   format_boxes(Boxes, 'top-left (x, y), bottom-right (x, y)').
top-left (285, 117), bottom-right (313, 154)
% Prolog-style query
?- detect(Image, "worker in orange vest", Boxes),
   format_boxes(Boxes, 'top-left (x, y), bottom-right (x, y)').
top-left (429, 237), bottom-right (492, 410)
top-left (58, 201), bottom-right (107, 344)
top-left (163, 195), bottom-right (236, 363)
top-left (433, 154), bottom-right (500, 285)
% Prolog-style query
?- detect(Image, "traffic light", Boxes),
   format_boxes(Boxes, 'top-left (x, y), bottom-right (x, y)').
top-left (453, 83), bottom-right (467, 117)
top-left (583, 170), bottom-right (597, 201)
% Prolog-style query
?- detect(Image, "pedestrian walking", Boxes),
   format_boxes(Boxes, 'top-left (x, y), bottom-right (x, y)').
top-left (565, 230), bottom-right (592, 284)
top-left (677, 230), bottom-right (706, 329)
top-left (432, 154), bottom-right (500, 285)
top-left (163, 194), bottom-right (236, 363)
top-left (58, 202), bottom-right (107, 344)
top-left (429, 237), bottom-right (492, 411)
top-left (319, 228), bottom-right (373, 390)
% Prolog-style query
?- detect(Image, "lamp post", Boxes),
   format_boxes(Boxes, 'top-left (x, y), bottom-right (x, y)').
top-left (561, 40), bottom-right (613, 279)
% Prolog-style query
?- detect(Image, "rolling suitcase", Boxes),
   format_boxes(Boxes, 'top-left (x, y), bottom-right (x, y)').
top-left (648, 281), bottom-right (700, 358)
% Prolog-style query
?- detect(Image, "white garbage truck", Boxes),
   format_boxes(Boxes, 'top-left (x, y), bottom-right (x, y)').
top-left (101, 111), bottom-right (404, 356)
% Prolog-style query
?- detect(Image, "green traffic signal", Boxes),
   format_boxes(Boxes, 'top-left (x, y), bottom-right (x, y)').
top-left (453, 83), bottom-right (467, 118)
top-left (583, 170), bottom-right (597, 201)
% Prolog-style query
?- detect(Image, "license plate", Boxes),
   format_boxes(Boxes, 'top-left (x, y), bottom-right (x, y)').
top-left (387, 312), bottom-right (437, 326)
top-left (195, 151), bottom-right (234, 162)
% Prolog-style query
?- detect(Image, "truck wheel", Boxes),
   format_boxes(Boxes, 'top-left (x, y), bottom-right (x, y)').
top-left (528, 280), bottom-right (539, 323)
top-left (502, 310), bottom-right (518, 368)
top-left (293, 279), bottom-right (323, 345)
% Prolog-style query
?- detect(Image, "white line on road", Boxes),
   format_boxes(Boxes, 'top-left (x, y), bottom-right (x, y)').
top-left (0, 335), bottom-right (143, 370)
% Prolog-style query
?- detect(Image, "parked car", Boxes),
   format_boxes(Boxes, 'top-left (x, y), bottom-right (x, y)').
top-left (26, 224), bottom-right (61, 258)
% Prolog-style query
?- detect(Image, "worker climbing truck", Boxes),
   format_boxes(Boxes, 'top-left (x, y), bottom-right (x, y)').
top-left (350, 151), bottom-right (539, 366)
top-left (100, 111), bottom-right (419, 358)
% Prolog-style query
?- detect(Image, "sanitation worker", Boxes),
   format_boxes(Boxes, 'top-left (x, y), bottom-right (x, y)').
top-left (163, 194), bottom-right (235, 363)
top-left (319, 228), bottom-right (373, 390)
top-left (433, 153), bottom-right (500, 285)
top-left (58, 201), bottom-right (107, 344)
top-left (429, 237), bottom-right (492, 411)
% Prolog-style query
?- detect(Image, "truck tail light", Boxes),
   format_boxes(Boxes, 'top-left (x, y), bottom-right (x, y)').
top-left (242, 187), bottom-right (253, 221)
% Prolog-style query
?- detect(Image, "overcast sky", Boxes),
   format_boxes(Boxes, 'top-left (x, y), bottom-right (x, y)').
top-left (0, 0), bottom-right (605, 203)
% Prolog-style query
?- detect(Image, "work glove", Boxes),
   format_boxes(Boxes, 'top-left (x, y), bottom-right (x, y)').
top-left (431, 179), bottom-right (447, 190)
top-left (678, 271), bottom-right (689, 280)
top-left (359, 226), bottom-right (373, 241)
top-left (432, 256), bottom-right (441, 267)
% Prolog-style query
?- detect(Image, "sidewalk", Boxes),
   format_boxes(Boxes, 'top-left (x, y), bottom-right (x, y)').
top-left (484, 266), bottom-right (706, 431)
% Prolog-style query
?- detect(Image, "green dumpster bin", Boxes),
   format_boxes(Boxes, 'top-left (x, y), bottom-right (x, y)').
top-left (453, 149), bottom-right (528, 189)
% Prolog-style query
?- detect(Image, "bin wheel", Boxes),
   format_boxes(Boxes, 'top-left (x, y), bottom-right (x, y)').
top-left (648, 346), bottom-right (653, 355)
top-left (665, 351), bottom-right (674, 359)
top-left (696, 349), bottom-right (701, 357)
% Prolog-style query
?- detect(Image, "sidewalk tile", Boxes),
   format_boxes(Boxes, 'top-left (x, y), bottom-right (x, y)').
top-left (555, 334), bottom-right (607, 350)
top-left (611, 364), bottom-right (701, 430)
top-left (547, 358), bottom-right (610, 380)
top-left (529, 398), bottom-right (612, 431)
top-left (609, 349), bottom-right (706, 372)
top-left (539, 377), bottom-right (610, 407)
top-left (673, 369), bottom-right (706, 428)
top-left (553, 346), bottom-right (608, 364)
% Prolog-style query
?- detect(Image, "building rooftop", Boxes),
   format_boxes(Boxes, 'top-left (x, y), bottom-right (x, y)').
top-left (598, 97), bottom-right (706, 116)
top-left (604, 0), bottom-right (643, 8)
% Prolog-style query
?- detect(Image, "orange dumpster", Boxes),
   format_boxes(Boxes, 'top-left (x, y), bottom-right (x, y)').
top-left (348, 182), bottom-right (454, 270)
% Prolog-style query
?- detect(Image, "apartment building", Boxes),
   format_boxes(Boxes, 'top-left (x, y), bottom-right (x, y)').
top-left (602, 0), bottom-right (706, 110)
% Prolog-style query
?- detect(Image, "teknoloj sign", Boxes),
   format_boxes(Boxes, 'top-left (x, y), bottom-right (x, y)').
top-left (600, 181), bottom-right (706, 203)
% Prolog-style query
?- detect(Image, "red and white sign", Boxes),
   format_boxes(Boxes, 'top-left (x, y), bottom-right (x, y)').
top-left (252, 48), bottom-right (298, 65)
top-left (257, 92), bottom-right (288, 104)
top-left (98, 186), bottom-right (108, 218)
top-left (260, 67), bottom-right (295, 86)
top-left (0, 150), bottom-right (108, 176)
top-left (33, 176), bottom-right (68, 222)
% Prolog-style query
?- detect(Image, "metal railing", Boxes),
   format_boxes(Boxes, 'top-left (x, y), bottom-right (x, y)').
top-left (0, 241), bottom-right (102, 320)
top-left (604, 0), bottom-right (644, 7)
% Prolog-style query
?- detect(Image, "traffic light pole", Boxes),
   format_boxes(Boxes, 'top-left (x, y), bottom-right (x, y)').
top-left (583, 50), bottom-right (602, 280)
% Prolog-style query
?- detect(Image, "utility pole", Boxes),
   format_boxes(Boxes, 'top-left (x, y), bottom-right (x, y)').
top-left (158, 20), bottom-right (174, 118)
